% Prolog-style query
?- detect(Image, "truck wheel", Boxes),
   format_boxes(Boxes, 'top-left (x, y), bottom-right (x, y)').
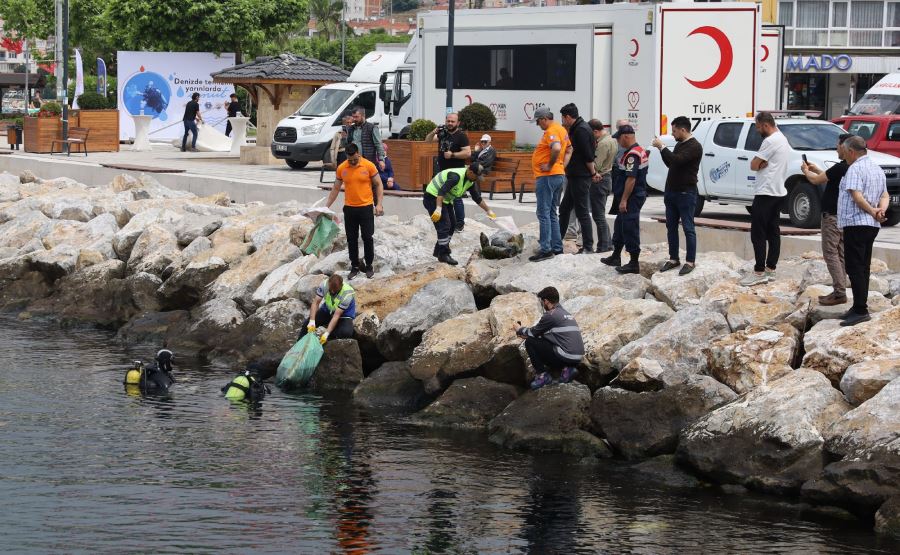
top-left (884, 208), bottom-right (900, 227)
top-left (285, 160), bottom-right (308, 170)
top-left (694, 196), bottom-right (705, 217)
top-left (788, 182), bottom-right (821, 229)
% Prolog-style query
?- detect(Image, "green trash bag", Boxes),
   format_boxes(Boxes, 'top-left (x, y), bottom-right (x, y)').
top-left (275, 333), bottom-right (324, 390)
top-left (301, 214), bottom-right (340, 256)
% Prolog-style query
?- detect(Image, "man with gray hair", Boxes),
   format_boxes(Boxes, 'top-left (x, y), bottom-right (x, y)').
top-left (837, 135), bottom-right (889, 326)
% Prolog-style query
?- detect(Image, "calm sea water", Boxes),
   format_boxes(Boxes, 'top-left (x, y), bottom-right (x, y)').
top-left (0, 315), bottom-right (896, 554)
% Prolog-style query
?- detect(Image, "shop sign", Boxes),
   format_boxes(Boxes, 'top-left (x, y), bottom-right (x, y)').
top-left (785, 54), bottom-right (853, 72)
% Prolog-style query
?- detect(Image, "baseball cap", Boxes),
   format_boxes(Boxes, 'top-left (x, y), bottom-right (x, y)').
top-left (612, 124), bottom-right (635, 138)
top-left (533, 106), bottom-right (552, 120)
top-left (480, 134), bottom-right (491, 142)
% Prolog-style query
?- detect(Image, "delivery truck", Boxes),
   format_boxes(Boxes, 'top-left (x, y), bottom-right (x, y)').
top-left (381, 3), bottom-right (768, 145)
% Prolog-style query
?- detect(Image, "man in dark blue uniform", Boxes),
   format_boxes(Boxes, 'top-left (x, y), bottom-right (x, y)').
top-left (601, 125), bottom-right (648, 274)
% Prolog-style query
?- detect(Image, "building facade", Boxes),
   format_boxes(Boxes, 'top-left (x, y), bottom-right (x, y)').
top-left (778, 0), bottom-right (900, 118)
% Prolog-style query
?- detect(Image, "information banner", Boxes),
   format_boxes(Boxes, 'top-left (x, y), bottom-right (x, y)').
top-left (117, 51), bottom-right (236, 141)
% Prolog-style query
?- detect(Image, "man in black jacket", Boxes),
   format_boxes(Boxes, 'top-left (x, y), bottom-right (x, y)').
top-left (652, 116), bottom-right (703, 275)
top-left (515, 286), bottom-right (584, 390)
top-left (558, 103), bottom-right (597, 253)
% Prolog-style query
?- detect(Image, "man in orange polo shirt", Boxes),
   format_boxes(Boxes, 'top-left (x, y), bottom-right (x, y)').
top-left (325, 143), bottom-right (385, 279)
top-left (530, 106), bottom-right (572, 262)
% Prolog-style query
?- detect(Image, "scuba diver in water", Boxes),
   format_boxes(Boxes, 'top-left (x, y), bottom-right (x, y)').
top-left (123, 343), bottom-right (176, 394)
top-left (222, 364), bottom-right (269, 403)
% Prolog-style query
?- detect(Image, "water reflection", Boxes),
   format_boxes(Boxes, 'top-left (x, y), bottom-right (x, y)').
top-left (0, 316), bottom-right (897, 554)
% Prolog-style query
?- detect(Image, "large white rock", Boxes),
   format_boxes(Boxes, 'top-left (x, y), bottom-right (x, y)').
top-left (205, 240), bottom-right (302, 304)
top-left (611, 306), bottom-right (731, 385)
top-left (839, 357), bottom-right (900, 406)
top-left (40, 194), bottom-right (94, 222)
top-left (250, 254), bottom-right (319, 307)
top-left (173, 215), bottom-right (222, 247)
top-left (802, 306), bottom-right (900, 387)
top-left (376, 278), bottom-right (477, 360)
top-left (113, 208), bottom-right (184, 259)
top-left (705, 324), bottom-right (800, 394)
top-left (0, 210), bottom-right (53, 249)
top-left (677, 369), bottom-right (851, 493)
top-left (493, 254), bottom-right (650, 301)
top-left (126, 224), bottom-right (181, 277)
top-left (651, 260), bottom-right (741, 310)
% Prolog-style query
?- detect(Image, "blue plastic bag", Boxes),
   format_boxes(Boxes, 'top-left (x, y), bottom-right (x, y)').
top-left (275, 333), bottom-right (324, 390)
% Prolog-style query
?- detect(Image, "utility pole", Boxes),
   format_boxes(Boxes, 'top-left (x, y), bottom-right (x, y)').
top-left (341, 0), bottom-right (347, 69)
top-left (24, 40), bottom-right (29, 113)
top-left (445, 0), bottom-right (455, 114)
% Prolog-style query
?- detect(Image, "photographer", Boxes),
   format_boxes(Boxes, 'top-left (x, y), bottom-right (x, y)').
top-left (426, 113), bottom-right (471, 231)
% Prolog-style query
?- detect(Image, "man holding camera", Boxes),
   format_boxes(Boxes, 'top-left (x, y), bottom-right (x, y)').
top-left (427, 113), bottom-right (471, 231)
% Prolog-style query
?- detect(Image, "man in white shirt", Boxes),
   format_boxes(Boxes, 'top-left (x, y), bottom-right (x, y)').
top-left (741, 112), bottom-right (790, 286)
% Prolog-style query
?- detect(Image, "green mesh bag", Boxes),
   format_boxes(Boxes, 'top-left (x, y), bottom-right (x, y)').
top-left (275, 333), bottom-right (324, 390)
top-left (301, 214), bottom-right (340, 256)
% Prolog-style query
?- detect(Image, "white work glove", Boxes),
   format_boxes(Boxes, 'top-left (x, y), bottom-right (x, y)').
top-left (431, 206), bottom-right (442, 223)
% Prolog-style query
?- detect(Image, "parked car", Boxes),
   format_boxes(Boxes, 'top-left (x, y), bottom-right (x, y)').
top-left (647, 117), bottom-right (900, 228)
top-left (831, 115), bottom-right (900, 158)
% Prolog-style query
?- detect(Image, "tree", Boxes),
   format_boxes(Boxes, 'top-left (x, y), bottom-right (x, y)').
top-left (0, 0), bottom-right (54, 42)
top-left (272, 31), bottom-right (410, 69)
top-left (100, 0), bottom-right (309, 64)
top-left (309, 0), bottom-right (343, 41)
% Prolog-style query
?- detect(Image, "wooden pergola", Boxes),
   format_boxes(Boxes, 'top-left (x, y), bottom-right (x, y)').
top-left (211, 54), bottom-right (349, 164)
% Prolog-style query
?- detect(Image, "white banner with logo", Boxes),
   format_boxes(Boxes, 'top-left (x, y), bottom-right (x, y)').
top-left (117, 51), bottom-right (236, 141)
top-left (73, 48), bottom-right (84, 109)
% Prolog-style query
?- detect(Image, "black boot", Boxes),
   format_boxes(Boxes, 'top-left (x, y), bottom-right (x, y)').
top-left (600, 247), bottom-right (622, 267)
top-left (438, 253), bottom-right (458, 266)
top-left (616, 253), bottom-right (640, 274)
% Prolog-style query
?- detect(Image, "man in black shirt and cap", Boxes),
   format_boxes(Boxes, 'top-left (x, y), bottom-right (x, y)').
top-left (181, 92), bottom-right (203, 152)
top-left (801, 133), bottom-right (853, 305)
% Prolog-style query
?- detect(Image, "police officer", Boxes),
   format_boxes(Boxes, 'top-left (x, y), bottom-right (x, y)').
top-left (424, 163), bottom-right (497, 266)
top-left (300, 274), bottom-right (356, 346)
top-left (601, 125), bottom-right (649, 274)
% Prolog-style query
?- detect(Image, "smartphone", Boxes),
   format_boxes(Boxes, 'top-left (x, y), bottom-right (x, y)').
top-left (802, 154), bottom-right (808, 164)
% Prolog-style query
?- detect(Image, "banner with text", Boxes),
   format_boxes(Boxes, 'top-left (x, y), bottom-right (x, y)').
top-left (117, 51), bottom-right (236, 141)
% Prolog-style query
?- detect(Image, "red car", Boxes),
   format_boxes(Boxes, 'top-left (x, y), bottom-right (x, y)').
top-left (831, 115), bottom-right (900, 158)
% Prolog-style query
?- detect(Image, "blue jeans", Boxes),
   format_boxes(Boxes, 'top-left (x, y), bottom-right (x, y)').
top-left (664, 190), bottom-right (698, 263)
top-left (453, 196), bottom-right (465, 225)
top-left (536, 175), bottom-right (564, 253)
top-left (182, 120), bottom-right (198, 150)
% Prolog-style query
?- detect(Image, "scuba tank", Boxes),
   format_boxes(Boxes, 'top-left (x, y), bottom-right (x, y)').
top-left (124, 360), bottom-right (144, 385)
top-left (222, 370), bottom-right (269, 403)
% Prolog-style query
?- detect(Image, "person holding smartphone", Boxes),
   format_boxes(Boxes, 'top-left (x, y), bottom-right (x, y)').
top-left (801, 134), bottom-right (853, 306)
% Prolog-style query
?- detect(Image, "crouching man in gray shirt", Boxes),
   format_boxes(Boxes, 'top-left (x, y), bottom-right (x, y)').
top-left (515, 286), bottom-right (585, 390)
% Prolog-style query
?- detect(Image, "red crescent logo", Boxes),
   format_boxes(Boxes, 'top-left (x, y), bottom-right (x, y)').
top-left (685, 26), bottom-right (733, 90)
top-left (629, 39), bottom-right (639, 58)
top-left (465, 95), bottom-right (473, 105)
top-left (760, 44), bottom-right (770, 62)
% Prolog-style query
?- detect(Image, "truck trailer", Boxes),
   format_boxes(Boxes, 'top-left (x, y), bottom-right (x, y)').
top-left (382, 3), bottom-right (769, 145)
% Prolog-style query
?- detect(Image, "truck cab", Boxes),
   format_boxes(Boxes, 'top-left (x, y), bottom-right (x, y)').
top-left (648, 117), bottom-right (900, 227)
top-left (270, 48), bottom-right (406, 169)
top-left (832, 115), bottom-right (900, 158)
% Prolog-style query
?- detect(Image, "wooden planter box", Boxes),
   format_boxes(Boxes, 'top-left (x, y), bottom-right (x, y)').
top-left (24, 116), bottom-right (62, 153)
top-left (73, 109), bottom-right (120, 152)
top-left (465, 130), bottom-right (516, 151)
top-left (385, 139), bottom-right (437, 192)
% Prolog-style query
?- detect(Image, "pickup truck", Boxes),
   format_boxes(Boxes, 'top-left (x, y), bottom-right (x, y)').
top-left (647, 118), bottom-right (900, 228)
top-left (831, 115), bottom-right (900, 158)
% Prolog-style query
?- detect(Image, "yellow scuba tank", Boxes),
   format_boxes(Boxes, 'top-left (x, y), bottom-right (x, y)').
top-left (224, 375), bottom-right (251, 401)
top-left (124, 361), bottom-right (144, 385)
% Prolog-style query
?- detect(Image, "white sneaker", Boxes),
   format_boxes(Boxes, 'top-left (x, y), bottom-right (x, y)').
top-left (739, 272), bottom-right (768, 286)
top-left (765, 269), bottom-right (776, 282)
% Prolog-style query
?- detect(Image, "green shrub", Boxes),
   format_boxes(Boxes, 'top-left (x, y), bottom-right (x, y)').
top-left (38, 101), bottom-right (62, 118)
top-left (408, 118), bottom-right (437, 141)
top-left (458, 102), bottom-right (496, 131)
top-left (76, 91), bottom-right (109, 110)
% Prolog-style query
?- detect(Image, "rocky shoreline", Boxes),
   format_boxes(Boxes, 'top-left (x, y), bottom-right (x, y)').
top-left (1, 170), bottom-right (899, 536)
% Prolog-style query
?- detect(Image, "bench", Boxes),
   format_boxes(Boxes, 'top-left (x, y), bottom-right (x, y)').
top-left (50, 127), bottom-right (89, 157)
top-left (481, 158), bottom-right (520, 200)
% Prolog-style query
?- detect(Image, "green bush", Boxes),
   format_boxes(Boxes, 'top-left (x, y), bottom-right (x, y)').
top-left (38, 101), bottom-right (62, 118)
top-left (408, 118), bottom-right (437, 141)
top-left (458, 102), bottom-right (496, 131)
top-left (76, 91), bottom-right (109, 110)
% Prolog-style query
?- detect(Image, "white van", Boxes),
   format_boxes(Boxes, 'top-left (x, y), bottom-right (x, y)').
top-left (849, 73), bottom-right (900, 116)
top-left (271, 48), bottom-right (406, 169)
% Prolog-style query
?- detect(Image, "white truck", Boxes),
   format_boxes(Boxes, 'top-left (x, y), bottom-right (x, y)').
top-left (646, 117), bottom-right (900, 227)
top-left (270, 46), bottom-right (407, 169)
top-left (381, 3), bottom-right (772, 144)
